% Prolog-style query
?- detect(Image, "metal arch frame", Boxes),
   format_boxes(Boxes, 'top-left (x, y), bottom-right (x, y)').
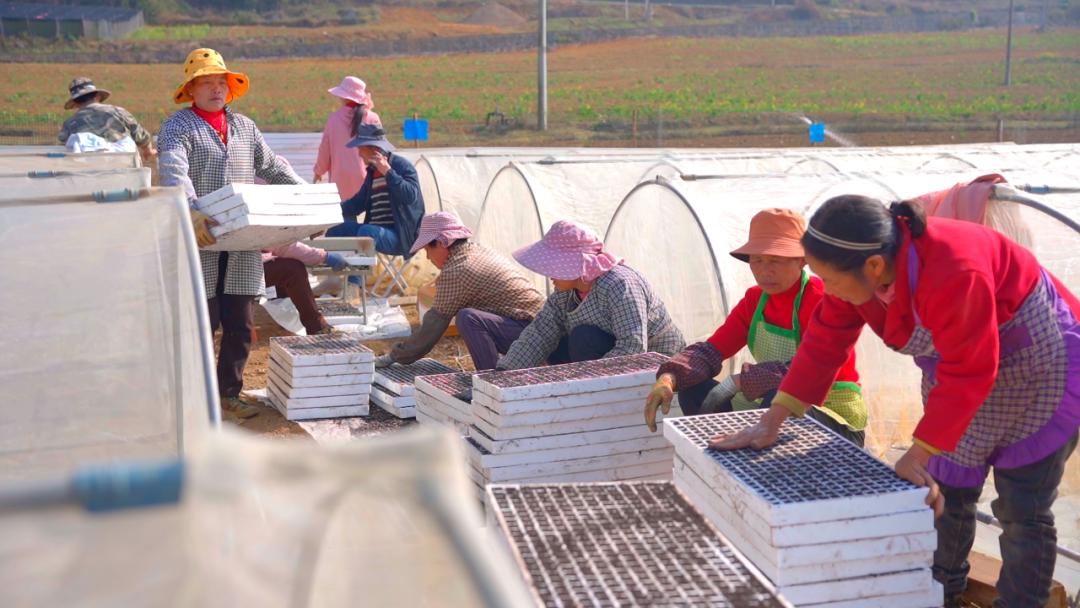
top-left (170, 192), bottom-right (222, 430)
top-left (413, 156), bottom-right (446, 214)
top-left (474, 161), bottom-right (550, 294)
top-left (606, 176), bottom-right (736, 375)
top-left (784, 155), bottom-right (844, 175)
top-left (915, 152), bottom-right (980, 171)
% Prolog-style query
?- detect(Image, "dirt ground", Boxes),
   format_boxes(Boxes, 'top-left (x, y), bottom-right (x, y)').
top-left (228, 297), bottom-right (475, 438)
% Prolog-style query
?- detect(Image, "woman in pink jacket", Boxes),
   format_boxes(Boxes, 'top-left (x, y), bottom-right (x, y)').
top-left (313, 76), bottom-right (382, 200)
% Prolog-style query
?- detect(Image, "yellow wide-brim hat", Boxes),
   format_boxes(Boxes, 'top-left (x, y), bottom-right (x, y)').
top-left (172, 48), bottom-right (250, 105)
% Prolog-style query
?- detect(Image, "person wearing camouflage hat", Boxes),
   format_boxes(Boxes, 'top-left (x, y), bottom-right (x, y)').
top-left (158, 48), bottom-right (304, 421)
top-left (57, 77), bottom-right (156, 163)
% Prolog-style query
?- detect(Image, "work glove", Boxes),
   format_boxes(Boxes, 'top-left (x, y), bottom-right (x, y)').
top-left (644, 374), bottom-right (676, 433)
top-left (374, 354), bottom-right (395, 368)
top-left (190, 209), bottom-right (217, 248)
top-left (325, 252), bottom-right (348, 272)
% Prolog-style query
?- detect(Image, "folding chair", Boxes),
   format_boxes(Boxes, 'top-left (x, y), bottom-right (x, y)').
top-left (370, 253), bottom-right (413, 298)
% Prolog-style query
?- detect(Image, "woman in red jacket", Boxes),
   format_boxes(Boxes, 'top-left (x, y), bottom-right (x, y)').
top-left (712, 195), bottom-right (1080, 607)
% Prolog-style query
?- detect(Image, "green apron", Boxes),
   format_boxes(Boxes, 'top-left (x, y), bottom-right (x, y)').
top-left (730, 271), bottom-right (867, 431)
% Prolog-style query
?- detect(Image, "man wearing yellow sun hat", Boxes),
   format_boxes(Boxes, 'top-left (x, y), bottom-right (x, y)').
top-left (158, 48), bottom-right (304, 420)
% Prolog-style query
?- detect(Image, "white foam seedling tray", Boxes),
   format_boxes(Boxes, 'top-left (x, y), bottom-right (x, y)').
top-left (674, 471), bottom-right (934, 605)
top-left (473, 398), bottom-right (651, 427)
top-left (806, 581), bottom-right (943, 608)
top-left (472, 430), bottom-right (671, 469)
top-left (416, 388), bottom-right (471, 419)
top-left (469, 454), bottom-right (673, 487)
top-left (270, 335), bottom-right (374, 366)
top-left (369, 385), bottom-right (416, 419)
top-left (663, 411), bottom-right (929, 527)
top-left (415, 409), bottom-right (470, 435)
top-left (466, 437), bottom-right (673, 483)
top-left (674, 457), bottom-right (932, 548)
top-left (268, 389), bottom-right (369, 421)
top-left (195, 182), bottom-right (340, 210)
top-left (471, 413), bottom-right (679, 455)
top-left (267, 381), bottom-right (370, 409)
top-left (267, 360), bottom-right (373, 387)
top-left (373, 359), bottom-right (456, 397)
top-left (268, 368), bottom-right (372, 399)
top-left (472, 385), bottom-right (651, 416)
top-left (676, 461), bottom-right (933, 588)
top-left (472, 411), bottom-right (652, 442)
top-left (472, 353), bottom-right (668, 402)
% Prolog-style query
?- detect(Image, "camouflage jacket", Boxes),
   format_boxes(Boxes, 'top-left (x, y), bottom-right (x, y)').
top-left (57, 103), bottom-right (151, 147)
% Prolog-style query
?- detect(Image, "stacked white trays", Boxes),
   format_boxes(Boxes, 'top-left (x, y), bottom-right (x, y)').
top-left (267, 335), bottom-right (374, 421)
top-left (465, 353), bottom-right (681, 502)
top-left (370, 359), bottom-right (456, 419)
top-left (664, 411), bottom-right (942, 607)
top-left (195, 183), bottom-right (342, 251)
top-left (414, 371), bottom-right (475, 433)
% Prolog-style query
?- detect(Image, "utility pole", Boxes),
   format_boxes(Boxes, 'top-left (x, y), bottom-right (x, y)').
top-left (538, 0), bottom-right (548, 130)
top-left (1004, 0), bottom-right (1014, 86)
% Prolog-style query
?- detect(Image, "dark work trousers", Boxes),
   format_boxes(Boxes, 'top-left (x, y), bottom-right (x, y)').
top-left (207, 253), bottom-right (256, 398)
top-left (677, 383), bottom-right (865, 447)
top-left (933, 431), bottom-right (1077, 607)
top-left (456, 308), bottom-right (531, 371)
top-left (547, 325), bottom-right (616, 365)
top-left (264, 257), bottom-right (328, 335)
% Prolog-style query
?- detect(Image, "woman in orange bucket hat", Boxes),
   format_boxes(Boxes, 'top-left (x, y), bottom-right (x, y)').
top-left (158, 48), bottom-right (304, 421)
top-left (644, 208), bottom-right (866, 446)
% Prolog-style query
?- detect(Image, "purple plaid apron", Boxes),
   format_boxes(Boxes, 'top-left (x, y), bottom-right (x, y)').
top-left (893, 243), bottom-right (1080, 488)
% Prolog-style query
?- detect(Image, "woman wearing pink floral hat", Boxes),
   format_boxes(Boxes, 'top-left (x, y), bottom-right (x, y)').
top-left (313, 76), bottom-right (382, 200)
top-left (497, 220), bottom-right (686, 370)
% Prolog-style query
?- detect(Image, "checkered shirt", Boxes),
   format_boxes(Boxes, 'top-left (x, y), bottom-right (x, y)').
top-left (900, 273), bottom-right (1066, 470)
top-left (498, 263), bottom-right (686, 370)
top-left (158, 107), bottom-right (304, 296)
top-left (58, 103), bottom-right (151, 146)
top-left (434, 241), bottom-right (544, 321)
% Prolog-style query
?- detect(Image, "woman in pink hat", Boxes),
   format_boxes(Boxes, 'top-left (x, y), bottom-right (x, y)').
top-left (313, 76), bottom-right (382, 200)
top-left (497, 220), bottom-right (685, 370)
top-left (643, 208), bottom-right (866, 446)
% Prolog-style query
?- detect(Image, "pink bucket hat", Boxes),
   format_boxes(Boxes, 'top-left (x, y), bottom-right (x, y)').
top-left (513, 220), bottom-right (623, 282)
top-left (409, 212), bottom-right (474, 255)
top-left (328, 76), bottom-right (373, 107)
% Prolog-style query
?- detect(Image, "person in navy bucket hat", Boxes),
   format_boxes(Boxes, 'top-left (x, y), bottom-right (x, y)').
top-left (327, 123), bottom-right (423, 257)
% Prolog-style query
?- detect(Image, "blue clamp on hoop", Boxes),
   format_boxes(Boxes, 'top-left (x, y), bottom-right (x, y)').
top-left (93, 188), bottom-right (139, 203)
top-left (45, 152), bottom-right (67, 158)
top-left (27, 171), bottom-right (58, 178)
top-left (71, 459), bottom-right (184, 512)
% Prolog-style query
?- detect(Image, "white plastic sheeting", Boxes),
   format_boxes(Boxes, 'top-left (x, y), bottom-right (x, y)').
top-left (0, 428), bottom-right (533, 607)
top-left (0, 151), bottom-right (140, 172)
top-left (474, 158), bottom-right (668, 292)
top-left (0, 186), bottom-right (215, 481)
top-left (0, 168), bottom-right (150, 201)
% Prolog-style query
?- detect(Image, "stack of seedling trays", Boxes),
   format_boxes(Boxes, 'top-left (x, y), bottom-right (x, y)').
top-left (414, 371), bottom-right (475, 434)
top-left (267, 335), bottom-right (374, 421)
top-left (316, 299), bottom-right (365, 325)
top-left (370, 358), bottom-right (456, 419)
top-left (195, 183), bottom-right (342, 251)
top-left (487, 481), bottom-right (792, 607)
top-left (664, 411), bottom-right (942, 607)
top-left (465, 353), bottom-right (679, 503)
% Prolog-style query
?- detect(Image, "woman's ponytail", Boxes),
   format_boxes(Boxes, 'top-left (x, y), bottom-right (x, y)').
top-left (888, 200), bottom-right (928, 238)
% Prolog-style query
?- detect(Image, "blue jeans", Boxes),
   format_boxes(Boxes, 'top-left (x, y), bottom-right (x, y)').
top-left (326, 221), bottom-right (402, 255)
top-left (547, 325), bottom-right (616, 365)
top-left (933, 431), bottom-right (1078, 606)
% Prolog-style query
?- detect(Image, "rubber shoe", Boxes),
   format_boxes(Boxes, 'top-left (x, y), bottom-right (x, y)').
top-left (221, 397), bottom-right (260, 419)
